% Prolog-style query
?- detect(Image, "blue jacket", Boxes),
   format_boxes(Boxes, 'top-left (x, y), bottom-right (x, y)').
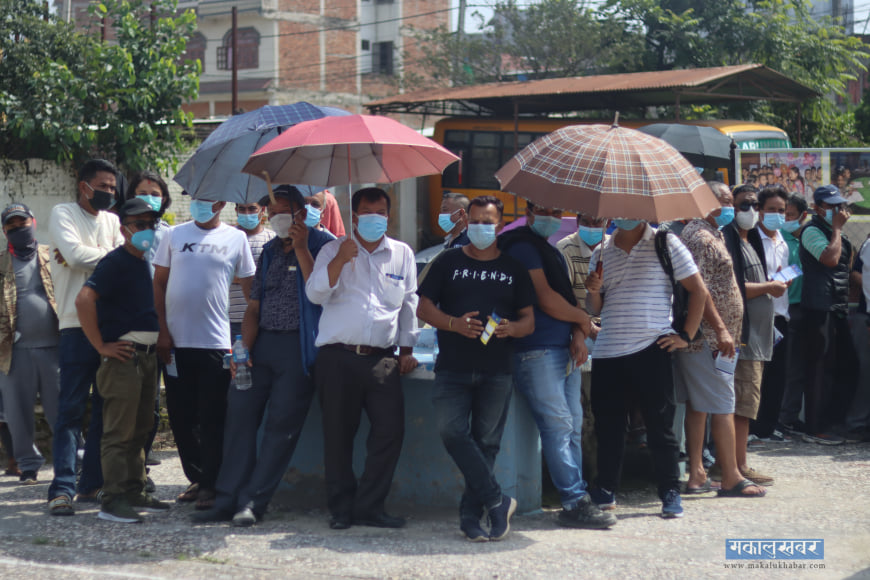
top-left (258, 228), bottom-right (332, 375)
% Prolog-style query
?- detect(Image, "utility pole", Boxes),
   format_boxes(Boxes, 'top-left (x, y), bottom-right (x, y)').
top-left (232, 6), bottom-right (239, 115)
top-left (453, 0), bottom-right (466, 85)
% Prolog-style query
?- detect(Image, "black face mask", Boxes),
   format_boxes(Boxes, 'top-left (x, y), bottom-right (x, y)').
top-left (6, 225), bottom-right (37, 260)
top-left (85, 182), bottom-right (116, 211)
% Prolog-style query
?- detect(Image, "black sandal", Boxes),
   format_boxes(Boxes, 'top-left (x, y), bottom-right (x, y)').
top-left (717, 479), bottom-right (766, 498)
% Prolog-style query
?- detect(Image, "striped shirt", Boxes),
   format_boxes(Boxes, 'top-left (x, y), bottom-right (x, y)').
top-left (228, 228), bottom-right (276, 323)
top-left (590, 224), bottom-right (698, 359)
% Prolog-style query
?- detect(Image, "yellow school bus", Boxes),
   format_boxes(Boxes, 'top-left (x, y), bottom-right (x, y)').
top-left (428, 117), bottom-right (790, 231)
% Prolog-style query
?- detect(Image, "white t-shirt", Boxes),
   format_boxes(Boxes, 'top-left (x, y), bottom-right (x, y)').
top-left (153, 222), bottom-right (256, 349)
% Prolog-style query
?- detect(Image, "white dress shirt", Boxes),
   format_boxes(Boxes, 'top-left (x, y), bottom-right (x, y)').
top-left (759, 227), bottom-right (790, 319)
top-left (306, 236), bottom-right (419, 349)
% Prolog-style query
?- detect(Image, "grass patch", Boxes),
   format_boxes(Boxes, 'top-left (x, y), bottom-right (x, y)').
top-left (32, 537), bottom-right (50, 546)
top-left (198, 555), bottom-right (228, 565)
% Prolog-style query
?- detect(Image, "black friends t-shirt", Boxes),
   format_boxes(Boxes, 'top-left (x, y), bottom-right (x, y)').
top-left (417, 248), bottom-right (535, 373)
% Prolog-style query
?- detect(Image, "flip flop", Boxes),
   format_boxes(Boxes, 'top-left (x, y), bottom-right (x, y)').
top-left (683, 480), bottom-right (715, 494)
top-left (717, 479), bottom-right (767, 498)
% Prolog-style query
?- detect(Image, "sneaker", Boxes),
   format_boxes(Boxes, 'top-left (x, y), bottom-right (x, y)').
top-left (661, 489), bottom-right (684, 519)
top-left (588, 486), bottom-right (616, 510)
top-left (759, 430), bottom-right (791, 443)
top-left (701, 448), bottom-right (716, 470)
top-left (145, 456), bottom-right (162, 466)
top-left (129, 493), bottom-right (171, 513)
top-left (487, 495), bottom-right (517, 541)
top-left (190, 507), bottom-right (233, 524)
top-left (460, 518), bottom-right (489, 542)
top-left (144, 476), bottom-right (156, 494)
top-left (18, 470), bottom-right (38, 485)
top-left (557, 495), bottom-right (617, 529)
top-left (232, 507), bottom-right (258, 527)
top-left (98, 498), bottom-right (143, 524)
top-left (747, 434), bottom-right (766, 449)
top-left (75, 489), bottom-right (103, 503)
top-left (779, 420), bottom-right (807, 436)
top-left (740, 466), bottom-right (774, 486)
top-left (803, 432), bottom-right (845, 446)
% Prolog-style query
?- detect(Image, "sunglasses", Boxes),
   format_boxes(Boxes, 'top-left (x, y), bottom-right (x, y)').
top-left (737, 201), bottom-right (759, 212)
top-left (124, 219), bottom-right (157, 230)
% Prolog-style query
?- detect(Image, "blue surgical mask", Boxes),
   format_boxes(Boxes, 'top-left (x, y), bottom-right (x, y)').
top-left (762, 212), bottom-right (785, 231)
top-left (530, 215), bottom-right (561, 238)
top-left (138, 194), bottom-right (163, 213)
top-left (714, 206), bottom-right (734, 228)
top-left (782, 218), bottom-right (801, 233)
top-left (237, 213), bottom-right (261, 231)
top-left (613, 219), bottom-right (643, 231)
top-left (127, 228), bottom-right (155, 252)
top-left (304, 204), bottom-right (321, 228)
top-left (190, 200), bottom-right (218, 223)
top-left (823, 209), bottom-right (834, 225)
top-left (467, 223), bottom-right (497, 250)
top-left (438, 212), bottom-right (458, 233)
top-left (577, 225), bottom-right (604, 246)
top-left (356, 214), bottom-right (388, 243)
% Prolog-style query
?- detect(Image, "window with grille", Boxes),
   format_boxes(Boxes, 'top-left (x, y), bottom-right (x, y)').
top-left (185, 32), bottom-right (206, 68)
top-left (372, 41), bottom-right (394, 76)
top-left (217, 27), bottom-right (260, 70)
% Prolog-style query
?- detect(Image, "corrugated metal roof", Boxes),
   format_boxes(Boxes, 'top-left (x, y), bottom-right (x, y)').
top-left (365, 64), bottom-right (818, 116)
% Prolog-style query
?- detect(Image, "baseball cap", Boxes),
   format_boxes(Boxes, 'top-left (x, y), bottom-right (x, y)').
top-left (1, 203), bottom-right (34, 225)
top-left (259, 185), bottom-right (304, 208)
top-left (118, 198), bottom-right (158, 221)
top-left (813, 185), bottom-right (848, 206)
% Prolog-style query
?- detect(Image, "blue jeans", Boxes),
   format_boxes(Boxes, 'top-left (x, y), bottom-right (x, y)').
top-left (433, 370), bottom-right (512, 520)
top-left (48, 328), bottom-right (104, 500)
top-left (513, 347), bottom-right (586, 508)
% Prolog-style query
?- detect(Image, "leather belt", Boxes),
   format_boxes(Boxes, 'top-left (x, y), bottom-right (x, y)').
top-left (330, 343), bottom-right (395, 357)
top-left (131, 342), bottom-right (157, 354)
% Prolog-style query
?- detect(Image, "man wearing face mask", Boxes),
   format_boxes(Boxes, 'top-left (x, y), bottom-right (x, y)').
top-left (306, 187), bottom-right (418, 530)
top-left (0, 204), bottom-right (59, 487)
top-left (303, 192), bottom-right (336, 238)
top-left (556, 213), bottom-right (609, 481)
top-left (75, 198), bottom-right (169, 523)
top-left (719, 184), bottom-right (785, 487)
top-left (47, 159), bottom-right (125, 516)
top-left (498, 203), bottom-right (615, 529)
top-left (193, 186), bottom-right (331, 527)
top-left (798, 185), bottom-right (858, 445)
top-left (438, 192), bottom-right (470, 249)
top-left (417, 196), bottom-right (535, 541)
top-left (153, 196), bottom-right (256, 510)
top-left (751, 186), bottom-right (792, 444)
top-left (585, 216), bottom-right (706, 519)
top-left (229, 201), bottom-right (275, 338)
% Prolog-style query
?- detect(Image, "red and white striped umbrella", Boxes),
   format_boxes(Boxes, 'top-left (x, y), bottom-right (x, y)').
top-left (495, 123), bottom-right (719, 222)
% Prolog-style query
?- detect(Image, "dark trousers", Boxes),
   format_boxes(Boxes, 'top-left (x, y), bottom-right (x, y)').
top-left (316, 346), bottom-right (404, 519)
top-left (752, 315), bottom-right (789, 437)
top-left (215, 331), bottom-right (314, 516)
top-left (779, 304), bottom-right (806, 426)
top-left (591, 341), bottom-right (680, 499)
top-left (801, 310), bottom-right (859, 434)
top-left (165, 348), bottom-right (230, 490)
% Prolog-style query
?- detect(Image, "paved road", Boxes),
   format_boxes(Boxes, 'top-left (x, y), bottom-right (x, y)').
top-left (0, 438), bottom-right (868, 579)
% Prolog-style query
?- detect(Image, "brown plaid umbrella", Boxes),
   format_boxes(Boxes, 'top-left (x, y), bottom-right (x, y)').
top-left (494, 123), bottom-right (720, 222)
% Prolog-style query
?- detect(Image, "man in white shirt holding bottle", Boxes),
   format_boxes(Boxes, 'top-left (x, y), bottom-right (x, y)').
top-left (47, 159), bottom-right (125, 516)
top-left (306, 187), bottom-right (418, 531)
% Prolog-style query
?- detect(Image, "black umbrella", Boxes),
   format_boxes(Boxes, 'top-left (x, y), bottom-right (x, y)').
top-left (637, 123), bottom-right (734, 168)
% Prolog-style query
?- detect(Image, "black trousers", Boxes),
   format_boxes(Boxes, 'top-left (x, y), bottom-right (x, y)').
top-left (316, 346), bottom-right (404, 519)
top-left (752, 315), bottom-right (789, 437)
top-left (801, 310), bottom-right (859, 434)
top-left (591, 341), bottom-right (680, 499)
top-left (165, 348), bottom-right (230, 490)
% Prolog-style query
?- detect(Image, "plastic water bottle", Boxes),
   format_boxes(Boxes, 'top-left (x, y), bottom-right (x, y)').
top-left (232, 335), bottom-right (252, 390)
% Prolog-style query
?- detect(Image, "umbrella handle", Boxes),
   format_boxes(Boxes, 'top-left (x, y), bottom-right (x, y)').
top-left (261, 171), bottom-right (276, 205)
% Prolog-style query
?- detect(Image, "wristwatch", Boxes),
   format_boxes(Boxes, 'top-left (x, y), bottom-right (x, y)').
top-left (676, 330), bottom-right (692, 343)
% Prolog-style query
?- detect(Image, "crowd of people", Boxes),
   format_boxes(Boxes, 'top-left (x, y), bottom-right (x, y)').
top-left (0, 158), bottom-right (868, 542)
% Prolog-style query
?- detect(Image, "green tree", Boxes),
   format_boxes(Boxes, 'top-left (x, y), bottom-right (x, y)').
top-left (0, 0), bottom-right (200, 172)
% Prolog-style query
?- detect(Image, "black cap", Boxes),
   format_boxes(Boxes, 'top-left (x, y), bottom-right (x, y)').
top-left (118, 198), bottom-right (158, 221)
top-left (813, 184), bottom-right (848, 206)
top-left (1, 203), bottom-right (34, 225)
top-left (258, 185), bottom-right (304, 208)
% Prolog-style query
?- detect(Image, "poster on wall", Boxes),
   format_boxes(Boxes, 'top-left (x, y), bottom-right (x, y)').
top-left (828, 150), bottom-right (870, 214)
top-left (737, 150), bottom-right (824, 205)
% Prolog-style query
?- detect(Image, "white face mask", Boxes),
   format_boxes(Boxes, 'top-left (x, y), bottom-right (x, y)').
top-left (735, 208), bottom-right (758, 230)
top-left (270, 214), bottom-right (294, 238)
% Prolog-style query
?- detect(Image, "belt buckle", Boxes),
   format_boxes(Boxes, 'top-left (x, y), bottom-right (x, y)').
top-left (355, 345), bottom-right (363, 355)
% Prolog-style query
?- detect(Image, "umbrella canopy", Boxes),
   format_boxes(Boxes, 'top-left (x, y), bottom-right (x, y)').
top-left (174, 102), bottom-right (350, 203)
top-left (494, 123), bottom-right (719, 223)
top-left (636, 123), bottom-right (734, 168)
top-left (242, 114), bottom-right (460, 186)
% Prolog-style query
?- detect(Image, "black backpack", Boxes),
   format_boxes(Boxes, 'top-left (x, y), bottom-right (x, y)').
top-left (654, 228), bottom-right (701, 341)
